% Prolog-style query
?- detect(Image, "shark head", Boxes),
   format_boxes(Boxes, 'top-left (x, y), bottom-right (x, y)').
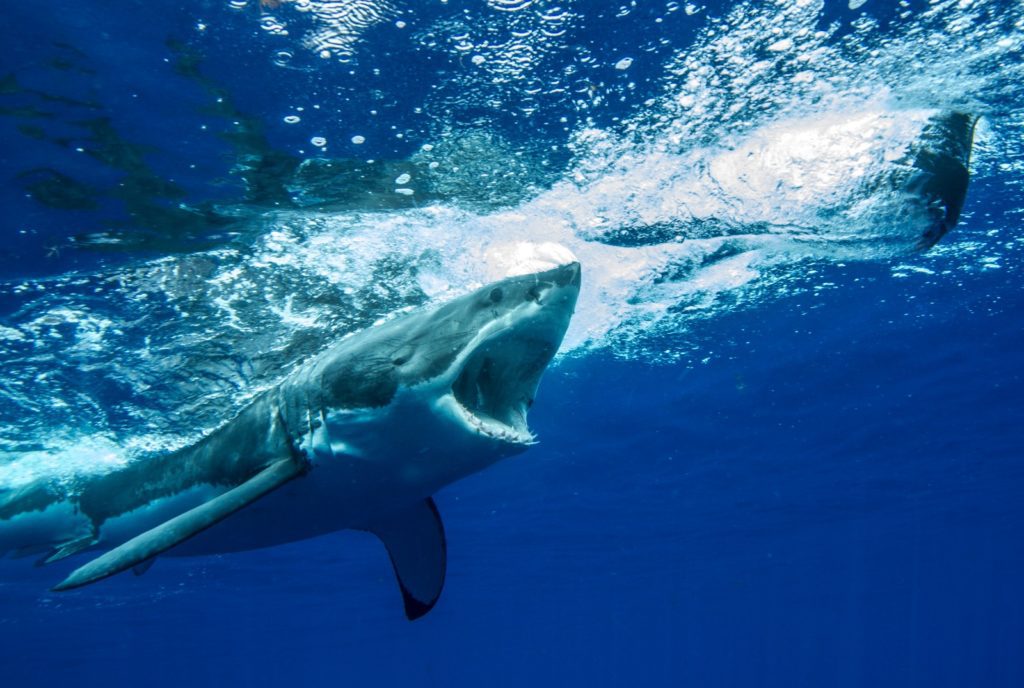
top-left (301, 261), bottom-right (580, 457)
top-left (436, 261), bottom-right (581, 444)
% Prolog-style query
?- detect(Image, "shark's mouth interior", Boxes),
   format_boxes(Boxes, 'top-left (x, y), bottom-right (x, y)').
top-left (450, 331), bottom-right (557, 444)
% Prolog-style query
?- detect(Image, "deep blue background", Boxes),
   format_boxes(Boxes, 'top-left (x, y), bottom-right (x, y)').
top-left (2, 1), bottom-right (1023, 686)
top-left (3, 247), bottom-right (1021, 687)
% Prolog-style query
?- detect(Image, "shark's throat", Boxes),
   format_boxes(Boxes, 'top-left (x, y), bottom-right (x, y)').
top-left (447, 330), bottom-right (556, 445)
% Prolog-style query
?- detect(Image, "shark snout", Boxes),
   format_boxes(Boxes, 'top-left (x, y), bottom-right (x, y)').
top-left (554, 260), bottom-right (582, 288)
top-left (521, 261), bottom-right (580, 341)
top-left (528, 261), bottom-right (581, 310)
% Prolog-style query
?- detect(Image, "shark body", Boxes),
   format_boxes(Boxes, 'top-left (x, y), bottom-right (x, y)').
top-left (0, 261), bottom-right (580, 619)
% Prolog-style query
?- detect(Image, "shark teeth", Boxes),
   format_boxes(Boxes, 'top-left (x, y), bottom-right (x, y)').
top-left (448, 396), bottom-right (535, 445)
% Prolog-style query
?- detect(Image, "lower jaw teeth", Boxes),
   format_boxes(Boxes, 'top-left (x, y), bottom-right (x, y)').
top-left (459, 404), bottom-right (532, 443)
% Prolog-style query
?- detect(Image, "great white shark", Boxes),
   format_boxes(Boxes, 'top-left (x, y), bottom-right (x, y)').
top-left (0, 261), bottom-right (581, 620)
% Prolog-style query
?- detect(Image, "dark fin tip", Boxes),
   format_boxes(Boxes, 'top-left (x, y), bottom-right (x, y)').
top-left (367, 496), bottom-right (446, 621)
top-left (400, 586), bottom-right (438, 621)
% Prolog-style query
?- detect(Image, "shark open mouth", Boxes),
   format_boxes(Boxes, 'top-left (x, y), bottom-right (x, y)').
top-left (450, 331), bottom-right (557, 445)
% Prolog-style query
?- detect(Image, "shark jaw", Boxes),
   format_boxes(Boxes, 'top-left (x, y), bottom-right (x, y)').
top-left (445, 333), bottom-right (553, 445)
top-left (438, 262), bottom-right (580, 447)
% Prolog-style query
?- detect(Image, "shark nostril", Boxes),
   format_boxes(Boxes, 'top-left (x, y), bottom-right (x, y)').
top-left (525, 285), bottom-right (541, 302)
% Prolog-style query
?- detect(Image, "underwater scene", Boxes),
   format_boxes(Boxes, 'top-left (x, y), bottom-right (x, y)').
top-left (1, 0), bottom-right (1022, 685)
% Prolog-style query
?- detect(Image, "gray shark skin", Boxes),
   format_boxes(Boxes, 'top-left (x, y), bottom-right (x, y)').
top-left (897, 112), bottom-right (977, 250)
top-left (1, 261), bottom-right (580, 620)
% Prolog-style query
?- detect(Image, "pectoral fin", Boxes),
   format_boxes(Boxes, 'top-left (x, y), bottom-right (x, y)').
top-left (365, 498), bottom-right (447, 621)
top-left (38, 533), bottom-right (97, 566)
top-left (53, 458), bottom-right (305, 592)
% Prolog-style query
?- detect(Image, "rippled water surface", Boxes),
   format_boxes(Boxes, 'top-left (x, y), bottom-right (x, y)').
top-left (1, 1), bottom-right (1022, 686)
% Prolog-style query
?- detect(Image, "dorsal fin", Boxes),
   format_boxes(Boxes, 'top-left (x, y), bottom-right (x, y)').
top-left (53, 457), bottom-right (306, 591)
top-left (364, 498), bottom-right (447, 621)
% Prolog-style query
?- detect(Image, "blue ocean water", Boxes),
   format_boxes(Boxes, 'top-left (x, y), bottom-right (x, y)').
top-left (1, 1), bottom-right (1023, 686)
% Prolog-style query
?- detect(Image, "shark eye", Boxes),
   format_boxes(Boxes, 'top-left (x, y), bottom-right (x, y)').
top-left (392, 355), bottom-right (409, 366)
top-left (489, 287), bottom-right (503, 304)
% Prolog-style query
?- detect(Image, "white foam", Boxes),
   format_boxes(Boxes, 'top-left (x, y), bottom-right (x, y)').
top-left (3, 0), bottom-right (1020, 481)
top-left (0, 438), bottom-right (128, 491)
top-left (485, 241), bottom-right (579, 279)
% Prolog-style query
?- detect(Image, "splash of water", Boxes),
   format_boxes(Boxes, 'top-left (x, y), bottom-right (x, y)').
top-left (1, 0), bottom-right (1021, 488)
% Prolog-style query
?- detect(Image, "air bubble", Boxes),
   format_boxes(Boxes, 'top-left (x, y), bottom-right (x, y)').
top-left (260, 16), bottom-right (288, 35)
top-left (351, 135), bottom-right (366, 144)
top-left (283, 115), bottom-right (301, 124)
top-left (311, 136), bottom-right (327, 147)
top-left (487, 0), bottom-right (535, 11)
